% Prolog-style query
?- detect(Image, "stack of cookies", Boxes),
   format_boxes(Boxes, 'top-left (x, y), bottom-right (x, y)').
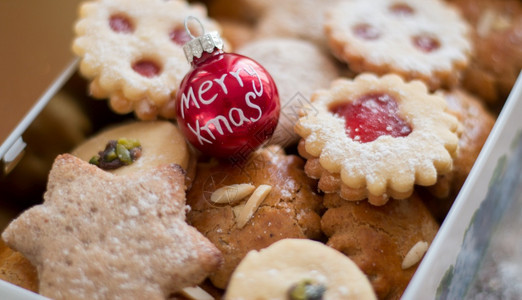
top-left (1, 0), bottom-right (514, 299)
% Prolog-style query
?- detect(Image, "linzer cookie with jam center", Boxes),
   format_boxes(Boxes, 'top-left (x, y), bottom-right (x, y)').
top-left (295, 73), bottom-right (460, 205)
top-left (325, 0), bottom-right (472, 91)
top-left (72, 0), bottom-right (223, 120)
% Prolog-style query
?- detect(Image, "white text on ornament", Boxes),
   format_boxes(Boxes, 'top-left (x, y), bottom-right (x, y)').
top-left (181, 65), bottom-right (266, 145)
top-left (180, 65), bottom-right (264, 120)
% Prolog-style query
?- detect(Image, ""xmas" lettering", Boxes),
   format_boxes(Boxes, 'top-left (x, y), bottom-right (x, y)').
top-left (180, 65), bottom-right (265, 145)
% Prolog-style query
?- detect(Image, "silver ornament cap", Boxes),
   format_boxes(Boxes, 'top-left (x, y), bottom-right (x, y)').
top-left (182, 16), bottom-right (224, 63)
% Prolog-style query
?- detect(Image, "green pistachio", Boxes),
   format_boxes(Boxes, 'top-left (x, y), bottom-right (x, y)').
top-left (117, 138), bottom-right (141, 150)
top-left (89, 156), bottom-right (100, 166)
top-left (104, 149), bottom-right (117, 162)
top-left (89, 138), bottom-right (142, 170)
top-left (116, 143), bottom-right (132, 164)
top-left (288, 279), bottom-right (326, 300)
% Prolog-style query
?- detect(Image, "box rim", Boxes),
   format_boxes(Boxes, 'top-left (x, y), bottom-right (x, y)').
top-left (403, 71), bottom-right (522, 299)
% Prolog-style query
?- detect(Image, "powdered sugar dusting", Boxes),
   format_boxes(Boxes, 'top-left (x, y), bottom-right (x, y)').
top-left (296, 74), bottom-right (460, 200)
top-left (72, 0), bottom-right (223, 116)
top-left (326, 0), bottom-right (471, 87)
top-left (1, 155), bottom-right (222, 299)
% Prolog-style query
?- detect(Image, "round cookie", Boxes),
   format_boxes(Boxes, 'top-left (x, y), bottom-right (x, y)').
top-left (425, 89), bottom-right (496, 221)
top-left (321, 193), bottom-right (439, 300)
top-left (0, 240), bottom-right (38, 293)
top-left (234, 0), bottom-right (277, 20)
top-left (216, 18), bottom-right (255, 50)
top-left (225, 239), bottom-right (377, 300)
top-left (186, 145), bottom-right (323, 289)
top-left (72, 0), bottom-right (223, 120)
top-left (254, 0), bottom-right (339, 47)
top-left (451, 0), bottom-right (522, 107)
top-left (237, 38), bottom-right (339, 147)
top-left (325, 0), bottom-right (472, 91)
top-left (205, 0), bottom-right (261, 23)
top-left (71, 121), bottom-right (193, 180)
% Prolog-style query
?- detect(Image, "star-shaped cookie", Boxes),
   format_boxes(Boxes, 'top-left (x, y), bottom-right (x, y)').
top-left (2, 154), bottom-right (222, 299)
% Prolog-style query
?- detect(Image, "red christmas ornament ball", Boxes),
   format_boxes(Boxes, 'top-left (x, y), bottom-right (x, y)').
top-left (175, 49), bottom-right (280, 159)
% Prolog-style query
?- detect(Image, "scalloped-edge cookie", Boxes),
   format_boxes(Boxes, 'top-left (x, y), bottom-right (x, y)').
top-left (294, 73), bottom-right (460, 205)
top-left (72, 0), bottom-right (223, 120)
top-left (325, 0), bottom-right (472, 91)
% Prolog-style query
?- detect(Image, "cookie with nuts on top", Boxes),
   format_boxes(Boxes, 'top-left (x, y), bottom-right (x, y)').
top-left (72, 0), bottom-right (223, 120)
top-left (71, 120), bottom-right (197, 189)
top-left (225, 239), bottom-right (377, 300)
top-left (321, 192), bottom-right (439, 299)
top-left (325, 0), bottom-right (472, 91)
top-left (186, 145), bottom-right (323, 289)
top-left (295, 73), bottom-right (460, 206)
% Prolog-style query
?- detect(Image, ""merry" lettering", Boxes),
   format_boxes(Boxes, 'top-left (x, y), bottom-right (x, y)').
top-left (180, 64), bottom-right (266, 145)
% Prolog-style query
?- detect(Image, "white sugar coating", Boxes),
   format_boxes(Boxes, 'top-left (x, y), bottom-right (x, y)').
top-left (280, 189), bottom-right (292, 200)
top-left (326, 0), bottom-right (471, 85)
top-left (295, 74), bottom-right (460, 200)
top-left (1, 154), bottom-right (222, 299)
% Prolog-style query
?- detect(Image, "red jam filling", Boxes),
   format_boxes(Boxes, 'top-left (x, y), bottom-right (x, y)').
top-left (389, 3), bottom-right (415, 16)
top-left (109, 15), bottom-right (134, 33)
top-left (132, 60), bottom-right (161, 78)
top-left (329, 93), bottom-right (412, 143)
top-left (412, 35), bottom-right (440, 52)
top-left (353, 23), bottom-right (381, 40)
top-left (169, 27), bottom-right (193, 46)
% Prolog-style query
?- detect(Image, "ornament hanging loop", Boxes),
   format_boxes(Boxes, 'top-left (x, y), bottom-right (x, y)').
top-left (182, 16), bottom-right (225, 63)
top-left (184, 16), bottom-right (206, 40)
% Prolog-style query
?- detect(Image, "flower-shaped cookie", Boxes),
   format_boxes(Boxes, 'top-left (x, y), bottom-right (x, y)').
top-left (325, 0), bottom-right (472, 91)
top-left (73, 0), bottom-right (222, 120)
top-left (295, 73), bottom-right (460, 205)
